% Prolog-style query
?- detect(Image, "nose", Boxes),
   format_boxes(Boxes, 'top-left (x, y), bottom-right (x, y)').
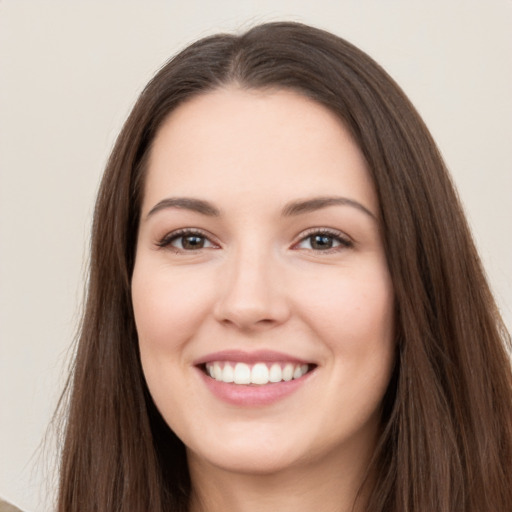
top-left (213, 246), bottom-right (291, 331)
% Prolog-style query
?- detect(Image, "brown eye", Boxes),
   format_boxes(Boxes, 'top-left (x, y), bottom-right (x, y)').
top-left (158, 230), bottom-right (216, 251)
top-left (310, 234), bottom-right (336, 250)
top-left (295, 230), bottom-right (353, 252)
top-left (179, 235), bottom-right (207, 250)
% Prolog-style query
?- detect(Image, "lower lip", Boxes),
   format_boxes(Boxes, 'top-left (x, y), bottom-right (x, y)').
top-left (197, 368), bottom-right (314, 406)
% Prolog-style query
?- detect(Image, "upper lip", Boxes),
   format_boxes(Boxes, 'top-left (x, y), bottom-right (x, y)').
top-left (193, 349), bottom-right (313, 366)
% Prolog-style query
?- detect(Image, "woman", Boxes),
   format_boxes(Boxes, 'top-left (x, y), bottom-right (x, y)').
top-left (57, 22), bottom-right (512, 511)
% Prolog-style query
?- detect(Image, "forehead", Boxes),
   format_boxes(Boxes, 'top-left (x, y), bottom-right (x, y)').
top-left (143, 87), bottom-right (377, 215)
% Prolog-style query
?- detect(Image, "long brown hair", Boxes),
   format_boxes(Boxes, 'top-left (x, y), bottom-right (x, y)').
top-left (57, 22), bottom-right (512, 511)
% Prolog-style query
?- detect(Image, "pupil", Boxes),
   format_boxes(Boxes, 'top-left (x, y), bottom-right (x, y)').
top-left (183, 236), bottom-right (204, 249)
top-left (312, 235), bottom-right (333, 250)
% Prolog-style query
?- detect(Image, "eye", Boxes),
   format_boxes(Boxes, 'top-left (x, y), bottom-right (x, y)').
top-left (157, 229), bottom-right (217, 252)
top-left (294, 229), bottom-right (353, 252)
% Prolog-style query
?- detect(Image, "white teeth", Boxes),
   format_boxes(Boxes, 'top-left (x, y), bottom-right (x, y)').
top-left (251, 363), bottom-right (269, 385)
top-left (269, 363), bottom-right (282, 382)
top-left (222, 363), bottom-right (234, 383)
top-left (213, 362), bottom-right (223, 381)
top-left (233, 363), bottom-right (251, 384)
top-left (282, 363), bottom-right (294, 381)
top-left (205, 361), bottom-right (310, 385)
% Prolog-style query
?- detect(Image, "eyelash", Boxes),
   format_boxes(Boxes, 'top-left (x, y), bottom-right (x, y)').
top-left (156, 228), bottom-right (217, 253)
top-left (156, 228), bottom-right (353, 254)
top-left (293, 228), bottom-right (353, 253)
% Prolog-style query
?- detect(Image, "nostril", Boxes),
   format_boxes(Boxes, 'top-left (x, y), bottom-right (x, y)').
top-left (256, 318), bottom-right (276, 325)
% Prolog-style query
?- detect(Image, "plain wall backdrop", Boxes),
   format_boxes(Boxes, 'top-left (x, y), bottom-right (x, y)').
top-left (1, 1), bottom-right (511, 510)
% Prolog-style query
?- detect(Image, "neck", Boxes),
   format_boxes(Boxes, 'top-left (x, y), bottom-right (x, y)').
top-left (187, 447), bottom-right (374, 512)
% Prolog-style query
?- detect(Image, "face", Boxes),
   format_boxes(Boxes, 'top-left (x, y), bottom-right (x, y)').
top-left (132, 87), bottom-right (395, 477)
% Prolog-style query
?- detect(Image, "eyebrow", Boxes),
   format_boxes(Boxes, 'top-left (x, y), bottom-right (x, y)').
top-left (146, 197), bottom-right (220, 219)
top-left (281, 196), bottom-right (376, 219)
top-left (146, 195), bottom-right (376, 220)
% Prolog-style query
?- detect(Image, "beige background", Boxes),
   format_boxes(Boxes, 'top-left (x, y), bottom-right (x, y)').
top-left (1, 1), bottom-right (511, 511)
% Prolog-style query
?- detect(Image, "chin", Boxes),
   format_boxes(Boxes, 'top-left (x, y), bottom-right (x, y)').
top-left (189, 446), bottom-right (302, 476)
top-left (185, 428), bottom-right (309, 476)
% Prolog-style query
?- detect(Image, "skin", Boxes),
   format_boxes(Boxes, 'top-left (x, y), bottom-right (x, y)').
top-left (132, 87), bottom-right (395, 512)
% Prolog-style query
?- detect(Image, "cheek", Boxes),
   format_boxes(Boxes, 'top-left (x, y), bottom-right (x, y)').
top-left (131, 262), bottom-right (215, 419)
top-left (311, 266), bottom-right (395, 413)
top-left (131, 262), bottom-right (216, 354)
top-left (296, 262), bottom-right (394, 352)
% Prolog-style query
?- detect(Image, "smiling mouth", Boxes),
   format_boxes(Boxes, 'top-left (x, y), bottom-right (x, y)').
top-left (203, 361), bottom-right (315, 386)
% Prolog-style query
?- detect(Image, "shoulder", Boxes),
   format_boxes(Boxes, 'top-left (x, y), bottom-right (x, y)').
top-left (0, 498), bottom-right (24, 512)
